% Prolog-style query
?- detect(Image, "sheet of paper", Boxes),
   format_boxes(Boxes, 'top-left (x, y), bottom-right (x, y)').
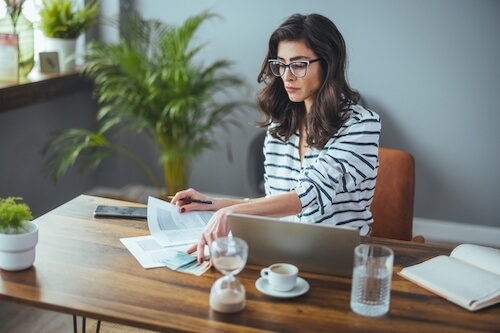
top-left (120, 235), bottom-right (190, 268)
top-left (147, 196), bottom-right (214, 247)
top-left (120, 235), bottom-right (210, 275)
top-left (451, 244), bottom-right (500, 276)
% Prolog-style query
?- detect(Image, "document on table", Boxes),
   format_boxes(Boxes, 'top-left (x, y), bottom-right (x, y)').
top-left (147, 196), bottom-right (214, 247)
top-left (120, 196), bottom-right (213, 275)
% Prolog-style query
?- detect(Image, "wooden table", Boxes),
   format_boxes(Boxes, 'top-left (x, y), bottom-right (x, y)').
top-left (0, 195), bottom-right (498, 332)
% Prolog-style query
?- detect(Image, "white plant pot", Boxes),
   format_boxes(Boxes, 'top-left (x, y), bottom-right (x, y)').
top-left (44, 37), bottom-right (77, 72)
top-left (0, 221), bottom-right (39, 271)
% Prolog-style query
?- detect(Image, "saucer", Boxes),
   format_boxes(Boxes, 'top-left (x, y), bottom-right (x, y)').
top-left (255, 277), bottom-right (310, 298)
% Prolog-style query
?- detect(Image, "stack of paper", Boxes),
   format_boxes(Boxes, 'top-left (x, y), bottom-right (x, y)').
top-left (120, 196), bottom-right (213, 276)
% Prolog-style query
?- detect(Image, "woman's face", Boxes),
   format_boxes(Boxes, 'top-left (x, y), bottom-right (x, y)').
top-left (276, 40), bottom-right (322, 112)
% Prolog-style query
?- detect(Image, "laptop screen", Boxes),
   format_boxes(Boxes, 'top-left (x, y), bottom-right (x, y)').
top-left (228, 213), bottom-right (360, 277)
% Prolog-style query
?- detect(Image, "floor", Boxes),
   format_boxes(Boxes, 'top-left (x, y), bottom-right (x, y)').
top-left (0, 300), bottom-right (73, 333)
top-left (0, 300), bottom-right (157, 333)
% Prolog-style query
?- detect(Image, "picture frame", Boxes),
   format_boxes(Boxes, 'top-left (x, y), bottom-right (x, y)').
top-left (39, 52), bottom-right (60, 73)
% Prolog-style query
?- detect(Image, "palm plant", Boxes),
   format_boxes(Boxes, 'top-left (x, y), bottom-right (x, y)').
top-left (42, 11), bottom-right (253, 198)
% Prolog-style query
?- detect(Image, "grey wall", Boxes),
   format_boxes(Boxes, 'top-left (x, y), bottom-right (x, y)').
top-left (0, 92), bottom-right (98, 217)
top-left (131, 0), bottom-right (500, 228)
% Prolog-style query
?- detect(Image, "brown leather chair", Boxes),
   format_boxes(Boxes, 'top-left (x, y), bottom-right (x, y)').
top-left (370, 147), bottom-right (424, 242)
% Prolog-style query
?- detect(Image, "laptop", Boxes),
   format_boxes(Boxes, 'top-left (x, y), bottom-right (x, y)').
top-left (227, 213), bottom-right (360, 277)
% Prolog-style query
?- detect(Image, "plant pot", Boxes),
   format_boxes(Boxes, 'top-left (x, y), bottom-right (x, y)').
top-left (163, 155), bottom-right (191, 197)
top-left (0, 221), bottom-right (39, 271)
top-left (44, 37), bottom-right (77, 72)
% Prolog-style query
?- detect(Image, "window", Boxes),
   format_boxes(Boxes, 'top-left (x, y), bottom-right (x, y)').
top-left (0, 0), bottom-right (86, 70)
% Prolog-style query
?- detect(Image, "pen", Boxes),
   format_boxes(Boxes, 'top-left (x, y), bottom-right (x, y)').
top-left (167, 196), bottom-right (213, 205)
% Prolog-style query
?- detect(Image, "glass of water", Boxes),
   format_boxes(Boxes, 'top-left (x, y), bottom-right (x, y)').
top-left (350, 244), bottom-right (394, 316)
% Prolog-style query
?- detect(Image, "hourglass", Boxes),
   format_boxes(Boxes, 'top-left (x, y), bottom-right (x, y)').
top-left (209, 236), bottom-right (248, 313)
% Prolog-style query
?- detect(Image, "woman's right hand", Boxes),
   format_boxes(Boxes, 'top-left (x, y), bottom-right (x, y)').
top-left (170, 188), bottom-right (215, 212)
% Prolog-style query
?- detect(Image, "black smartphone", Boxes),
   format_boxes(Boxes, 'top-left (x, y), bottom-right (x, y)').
top-left (93, 205), bottom-right (148, 219)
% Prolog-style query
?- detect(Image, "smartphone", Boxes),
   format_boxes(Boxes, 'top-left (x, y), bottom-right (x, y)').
top-left (93, 205), bottom-right (148, 219)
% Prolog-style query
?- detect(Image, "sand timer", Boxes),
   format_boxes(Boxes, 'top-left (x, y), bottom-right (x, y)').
top-left (209, 236), bottom-right (248, 313)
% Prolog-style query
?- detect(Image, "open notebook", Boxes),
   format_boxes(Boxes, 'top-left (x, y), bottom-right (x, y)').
top-left (227, 213), bottom-right (360, 277)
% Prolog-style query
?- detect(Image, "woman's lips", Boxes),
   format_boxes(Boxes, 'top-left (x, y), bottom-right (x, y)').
top-left (285, 86), bottom-right (299, 93)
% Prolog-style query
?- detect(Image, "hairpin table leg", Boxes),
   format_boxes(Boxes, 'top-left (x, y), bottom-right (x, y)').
top-left (72, 315), bottom-right (90, 333)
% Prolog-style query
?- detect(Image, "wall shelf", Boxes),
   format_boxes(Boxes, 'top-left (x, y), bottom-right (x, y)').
top-left (0, 70), bottom-right (92, 114)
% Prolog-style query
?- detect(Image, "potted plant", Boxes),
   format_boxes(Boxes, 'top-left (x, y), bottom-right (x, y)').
top-left (0, 197), bottom-right (37, 271)
top-left (39, 0), bottom-right (99, 71)
top-left (42, 11), bottom-right (253, 199)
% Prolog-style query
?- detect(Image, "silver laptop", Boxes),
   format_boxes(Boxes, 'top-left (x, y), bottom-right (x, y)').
top-left (228, 213), bottom-right (360, 277)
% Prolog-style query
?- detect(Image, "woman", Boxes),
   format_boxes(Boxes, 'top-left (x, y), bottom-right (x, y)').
top-left (171, 13), bottom-right (381, 263)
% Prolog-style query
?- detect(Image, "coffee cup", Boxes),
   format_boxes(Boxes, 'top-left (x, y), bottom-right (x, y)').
top-left (260, 263), bottom-right (298, 292)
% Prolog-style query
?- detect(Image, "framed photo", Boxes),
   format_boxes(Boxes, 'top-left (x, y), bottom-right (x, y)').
top-left (0, 33), bottom-right (19, 82)
top-left (39, 52), bottom-right (60, 73)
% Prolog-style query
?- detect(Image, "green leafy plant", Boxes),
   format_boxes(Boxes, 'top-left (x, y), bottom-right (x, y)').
top-left (39, 0), bottom-right (99, 39)
top-left (0, 197), bottom-right (33, 234)
top-left (42, 11), bottom-right (254, 198)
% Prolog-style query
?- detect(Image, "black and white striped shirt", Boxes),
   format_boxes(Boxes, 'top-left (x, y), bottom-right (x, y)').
top-left (263, 104), bottom-right (381, 235)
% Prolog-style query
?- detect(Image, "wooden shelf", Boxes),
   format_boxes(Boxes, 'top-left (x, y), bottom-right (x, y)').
top-left (0, 70), bottom-right (93, 113)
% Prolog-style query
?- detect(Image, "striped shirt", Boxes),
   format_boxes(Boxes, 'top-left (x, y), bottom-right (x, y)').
top-left (263, 104), bottom-right (381, 235)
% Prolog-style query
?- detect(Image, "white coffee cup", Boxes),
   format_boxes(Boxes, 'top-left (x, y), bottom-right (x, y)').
top-left (260, 263), bottom-right (298, 292)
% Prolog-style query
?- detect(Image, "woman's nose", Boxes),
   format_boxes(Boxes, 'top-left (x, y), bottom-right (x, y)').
top-left (282, 67), bottom-right (296, 81)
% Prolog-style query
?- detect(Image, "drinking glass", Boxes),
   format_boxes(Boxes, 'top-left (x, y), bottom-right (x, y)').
top-left (350, 244), bottom-right (394, 316)
top-left (209, 236), bottom-right (248, 313)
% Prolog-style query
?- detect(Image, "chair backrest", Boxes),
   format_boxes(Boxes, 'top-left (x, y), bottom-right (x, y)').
top-left (247, 131), bottom-right (266, 196)
top-left (370, 147), bottom-right (416, 241)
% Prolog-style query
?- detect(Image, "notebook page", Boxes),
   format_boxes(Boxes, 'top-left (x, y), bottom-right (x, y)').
top-left (451, 244), bottom-right (500, 276)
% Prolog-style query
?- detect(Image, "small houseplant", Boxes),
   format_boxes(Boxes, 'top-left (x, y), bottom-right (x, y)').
top-left (42, 11), bottom-right (253, 198)
top-left (39, 0), bottom-right (99, 39)
top-left (39, 0), bottom-right (99, 71)
top-left (0, 197), bottom-right (38, 271)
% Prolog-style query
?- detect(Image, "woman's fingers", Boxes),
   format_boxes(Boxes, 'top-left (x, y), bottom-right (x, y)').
top-left (195, 231), bottom-right (213, 264)
top-left (187, 242), bottom-right (197, 254)
top-left (188, 208), bottom-right (231, 264)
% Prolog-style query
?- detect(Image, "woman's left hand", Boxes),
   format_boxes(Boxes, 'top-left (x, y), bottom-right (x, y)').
top-left (187, 207), bottom-right (232, 264)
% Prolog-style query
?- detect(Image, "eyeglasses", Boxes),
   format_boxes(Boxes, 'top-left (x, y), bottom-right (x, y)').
top-left (268, 58), bottom-right (320, 78)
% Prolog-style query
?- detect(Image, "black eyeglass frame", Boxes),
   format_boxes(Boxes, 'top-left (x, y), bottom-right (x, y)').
top-left (267, 58), bottom-right (321, 78)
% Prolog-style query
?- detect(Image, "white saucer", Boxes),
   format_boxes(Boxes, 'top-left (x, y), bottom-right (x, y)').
top-left (255, 277), bottom-right (310, 298)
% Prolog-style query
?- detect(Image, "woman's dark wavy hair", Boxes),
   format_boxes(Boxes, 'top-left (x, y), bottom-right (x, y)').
top-left (257, 13), bottom-right (360, 149)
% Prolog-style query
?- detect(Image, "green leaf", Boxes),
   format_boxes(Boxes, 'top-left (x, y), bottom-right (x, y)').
top-left (40, 0), bottom-right (99, 39)
top-left (0, 197), bottom-right (33, 233)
